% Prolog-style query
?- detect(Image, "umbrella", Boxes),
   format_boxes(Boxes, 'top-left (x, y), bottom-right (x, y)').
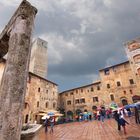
top-left (124, 104), bottom-right (136, 109)
top-left (48, 112), bottom-right (55, 116)
top-left (135, 102), bottom-right (140, 106)
top-left (41, 115), bottom-right (50, 120)
top-left (55, 113), bottom-right (64, 117)
top-left (110, 106), bottom-right (117, 110)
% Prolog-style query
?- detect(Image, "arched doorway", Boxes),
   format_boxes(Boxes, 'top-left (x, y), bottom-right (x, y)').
top-left (132, 95), bottom-right (140, 103)
top-left (67, 110), bottom-right (73, 119)
top-left (25, 114), bottom-right (29, 123)
top-left (84, 109), bottom-right (88, 112)
top-left (75, 109), bottom-right (82, 115)
top-left (53, 102), bottom-right (56, 108)
top-left (122, 99), bottom-right (128, 106)
top-left (92, 106), bottom-right (97, 110)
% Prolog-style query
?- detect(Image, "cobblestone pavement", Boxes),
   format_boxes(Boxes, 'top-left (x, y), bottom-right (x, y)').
top-left (21, 117), bottom-right (140, 140)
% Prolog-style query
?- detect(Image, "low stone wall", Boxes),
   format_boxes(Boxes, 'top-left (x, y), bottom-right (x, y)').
top-left (21, 124), bottom-right (42, 138)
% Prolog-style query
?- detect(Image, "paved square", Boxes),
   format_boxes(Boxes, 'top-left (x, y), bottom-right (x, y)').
top-left (22, 117), bottom-right (140, 140)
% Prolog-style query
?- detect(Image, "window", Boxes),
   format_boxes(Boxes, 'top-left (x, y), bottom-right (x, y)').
top-left (70, 92), bottom-right (73, 95)
top-left (45, 102), bottom-right (48, 108)
top-left (76, 90), bottom-right (78, 93)
top-left (117, 81), bottom-right (121, 87)
top-left (112, 67), bottom-right (117, 72)
top-left (24, 103), bottom-right (28, 109)
top-left (53, 103), bottom-right (56, 108)
top-left (123, 91), bottom-right (126, 95)
top-left (110, 94), bottom-right (114, 101)
top-left (93, 97), bottom-right (98, 102)
top-left (67, 100), bottom-right (71, 105)
top-left (107, 84), bottom-right (110, 89)
top-left (104, 69), bottom-right (110, 75)
top-left (37, 101), bottom-right (39, 107)
top-left (38, 87), bottom-right (40, 92)
top-left (35, 115), bottom-right (37, 120)
top-left (81, 89), bottom-right (83, 92)
top-left (130, 90), bottom-right (133, 94)
top-left (46, 90), bottom-right (48, 93)
top-left (129, 79), bottom-right (134, 85)
top-left (80, 98), bottom-right (85, 103)
top-left (91, 87), bottom-right (94, 92)
top-left (97, 86), bottom-right (100, 90)
top-left (65, 93), bottom-right (68, 96)
top-left (75, 99), bottom-right (79, 104)
top-left (28, 75), bottom-right (31, 83)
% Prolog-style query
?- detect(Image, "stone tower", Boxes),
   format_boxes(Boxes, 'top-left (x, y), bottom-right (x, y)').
top-left (29, 38), bottom-right (48, 78)
top-left (124, 38), bottom-right (140, 101)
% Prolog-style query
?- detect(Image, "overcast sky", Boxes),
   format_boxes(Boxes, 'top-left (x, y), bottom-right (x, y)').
top-left (0, 0), bottom-right (140, 92)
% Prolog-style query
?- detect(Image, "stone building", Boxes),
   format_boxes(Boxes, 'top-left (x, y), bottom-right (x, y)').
top-left (29, 38), bottom-right (48, 78)
top-left (124, 38), bottom-right (140, 102)
top-left (59, 61), bottom-right (140, 118)
top-left (23, 72), bottom-right (58, 124)
top-left (0, 37), bottom-right (58, 124)
top-left (0, 58), bottom-right (58, 124)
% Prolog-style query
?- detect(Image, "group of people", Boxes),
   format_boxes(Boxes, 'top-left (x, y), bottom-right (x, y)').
top-left (43, 105), bottom-right (140, 135)
top-left (44, 116), bottom-right (55, 133)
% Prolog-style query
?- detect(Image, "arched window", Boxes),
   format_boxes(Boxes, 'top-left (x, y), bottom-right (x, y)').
top-left (25, 114), bottom-right (29, 123)
top-left (110, 94), bottom-right (114, 101)
top-left (38, 87), bottom-right (40, 92)
top-left (45, 102), bottom-right (48, 108)
top-left (122, 99), bottom-right (128, 106)
top-left (92, 106), bottom-right (97, 110)
top-left (123, 91), bottom-right (126, 95)
top-left (24, 102), bottom-right (28, 109)
top-left (53, 102), bottom-right (56, 108)
top-left (37, 101), bottom-right (39, 107)
top-left (75, 109), bottom-right (82, 115)
top-left (133, 54), bottom-right (140, 63)
top-left (130, 90), bottom-right (133, 94)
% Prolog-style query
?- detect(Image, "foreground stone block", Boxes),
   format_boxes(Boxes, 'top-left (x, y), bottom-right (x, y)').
top-left (0, 0), bottom-right (37, 140)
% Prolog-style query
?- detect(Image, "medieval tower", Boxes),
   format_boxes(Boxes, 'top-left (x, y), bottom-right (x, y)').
top-left (29, 38), bottom-right (48, 78)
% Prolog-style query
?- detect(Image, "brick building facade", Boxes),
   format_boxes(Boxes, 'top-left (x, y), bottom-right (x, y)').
top-left (59, 61), bottom-right (140, 118)
top-left (0, 58), bottom-right (58, 124)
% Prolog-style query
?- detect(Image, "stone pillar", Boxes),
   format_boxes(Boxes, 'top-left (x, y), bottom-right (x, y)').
top-left (0, 1), bottom-right (37, 140)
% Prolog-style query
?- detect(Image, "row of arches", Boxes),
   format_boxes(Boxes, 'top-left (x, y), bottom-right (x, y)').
top-left (66, 95), bottom-right (140, 118)
top-left (45, 102), bottom-right (56, 108)
top-left (36, 101), bottom-right (57, 109)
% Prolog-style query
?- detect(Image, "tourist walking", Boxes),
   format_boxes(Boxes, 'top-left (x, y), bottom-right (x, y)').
top-left (97, 110), bottom-right (100, 121)
top-left (49, 116), bottom-right (55, 133)
top-left (118, 116), bottom-right (129, 134)
top-left (44, 117), bottom-right (49, 133)
top-left (100, 108), bottom-right (106, 122)
top-left (134, 107), bottom-right (140, 124)
top-left (114, 110), bottom-right (121, 131)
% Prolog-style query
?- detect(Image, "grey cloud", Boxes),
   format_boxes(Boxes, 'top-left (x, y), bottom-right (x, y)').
top-left (0, 3), bottom-right (15, 32)
top-left (1, 0), bottom-right (140, 91)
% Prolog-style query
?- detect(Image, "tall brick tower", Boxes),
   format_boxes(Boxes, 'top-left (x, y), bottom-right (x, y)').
top-left (29, 38), bottom-right (48, 78)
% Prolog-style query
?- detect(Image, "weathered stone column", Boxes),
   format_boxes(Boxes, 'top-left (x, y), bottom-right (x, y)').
top-left (0, 1), bottom-right (37, 140)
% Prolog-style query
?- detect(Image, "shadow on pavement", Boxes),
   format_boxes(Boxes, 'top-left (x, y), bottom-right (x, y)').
top-left (126, 136), bottom-right (140, 140)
